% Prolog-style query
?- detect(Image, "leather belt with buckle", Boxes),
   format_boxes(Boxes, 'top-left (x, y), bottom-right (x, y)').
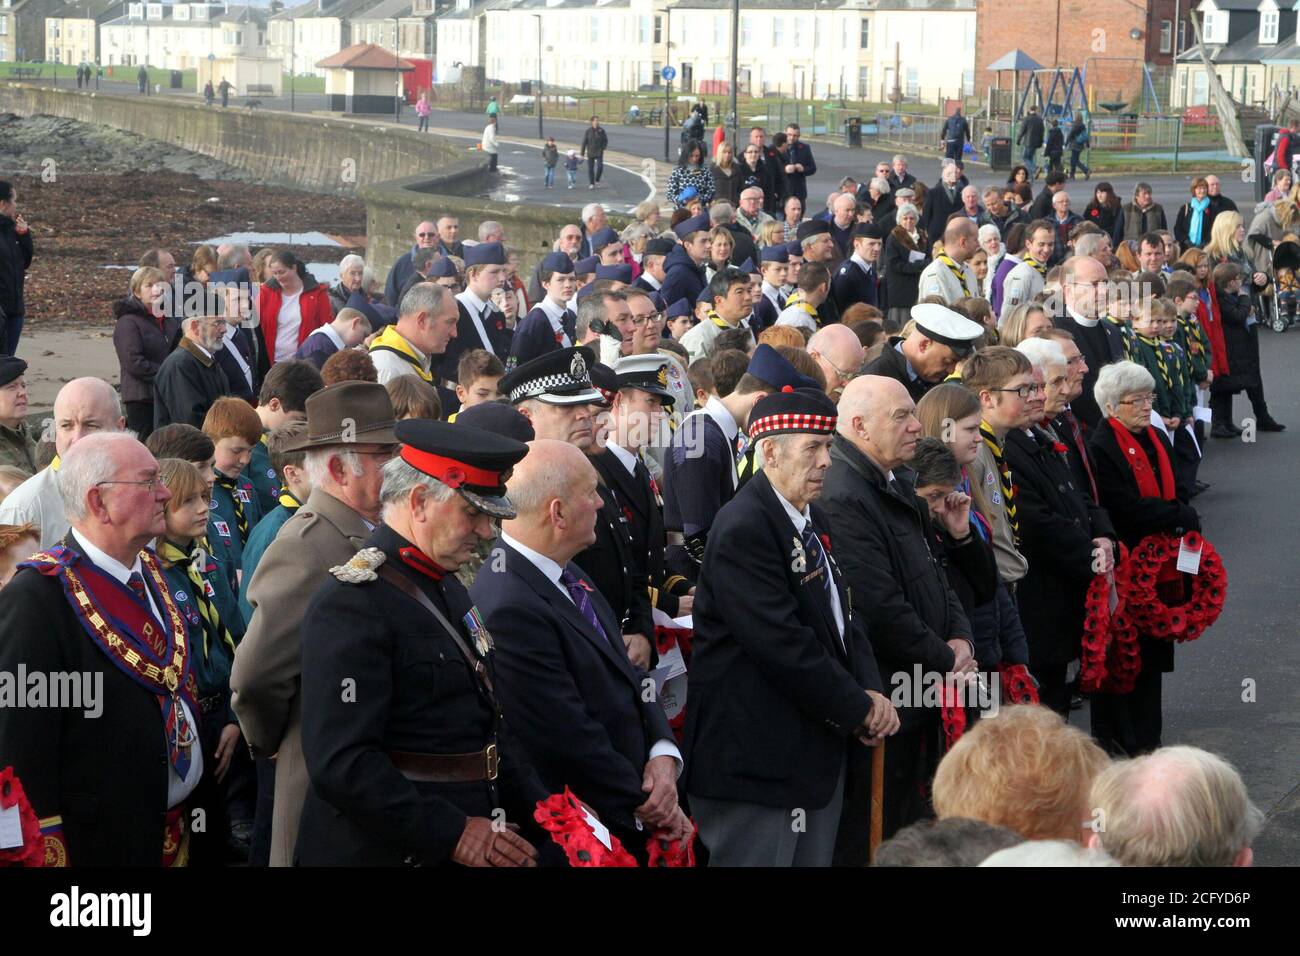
top-left (388, 744), bottom-right (499, 783)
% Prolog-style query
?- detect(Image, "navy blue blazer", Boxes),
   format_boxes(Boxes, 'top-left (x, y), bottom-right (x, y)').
top-left (439, 298), bottom-right (514, 382)
top-left (470, 540), bottom-right (675, 836)
top-left (508, 305), bottom-right (575, 369)
top-left (830, 257), bottom-right (880, 315)
top-left (683, 471), bottom-right (882, 809)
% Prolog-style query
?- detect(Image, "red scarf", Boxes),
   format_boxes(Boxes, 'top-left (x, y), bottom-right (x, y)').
top-left (1107, 417), bottom-right (1175, 500)
top-left (1198, 283), bottom-right (1230, 377)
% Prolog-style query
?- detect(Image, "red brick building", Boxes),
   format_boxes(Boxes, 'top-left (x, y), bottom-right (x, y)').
top-left (975, 0), bottom-right (1191, 104)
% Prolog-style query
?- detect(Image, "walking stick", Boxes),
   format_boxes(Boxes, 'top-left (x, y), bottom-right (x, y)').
top-left (867, 741), bottom-right (885, 864)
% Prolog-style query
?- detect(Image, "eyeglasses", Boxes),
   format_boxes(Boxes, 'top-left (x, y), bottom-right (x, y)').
top-left (818, 354), bottom-right (860, 385)
top-left (1118, 394), bottom-right (1156, 408)
top-left (629, 312), bottom-right (663, 328)
top-left (97, 476), bottom-right (162, 493)
top-left (991, 384), bottom-right (1046, 399)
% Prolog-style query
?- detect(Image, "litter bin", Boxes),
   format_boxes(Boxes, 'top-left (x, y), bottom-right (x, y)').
top-left (989, 135), bottom-right (1012, 171)
top-left (169, 70), bottom-right (182, 89)
top-left (844, 116), bottom-right (862, 147)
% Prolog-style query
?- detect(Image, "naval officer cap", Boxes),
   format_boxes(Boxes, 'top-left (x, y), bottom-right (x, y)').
top-left (498, 345), bottom-right (604, 406)
top-left (464, 242), bottom-right (507, 267)
top-left (854, 221), bottom-right (889, 241)
top-left (613, 353), bottom-right (675, 406)
top-left (589, 226), bottom-right (621, 252)
top-left (910, 303), bottom-right (985, 358)
top-left (748, 386), bottom-right (839, 441)
top-left (759, 245), bottom-right (789, 264)
top-left (394, 419), bottom-right (528, 520)
top-left (540, 251), bottom-right (575, 275)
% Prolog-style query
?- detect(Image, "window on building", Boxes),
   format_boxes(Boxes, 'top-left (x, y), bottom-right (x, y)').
top-left (858, 65), bottom-right (870, 99)
top-left (1160, 19), bottom-right (1172, 53)
top-left (792, 17), bottom-right (802, 47)
top-left (654, 15), bottom-right (662, 44)
top-left (639, 15), bottom-right (649, 43)
top-left (963, 68), bottom-right (974, 96)
top-left (814, 15), bottom-right (822, 48)
top-left (713, 15), bottom-right (724, 46)
top-left (906, 67), bottom-right (918, 97)
top-left (860, 18), bottom-right (869, 49)
top-left (1261, 10), bottom-right (1279, 44)
top-left (590, 15), bottom-right (599, 44)
top-left (713, 61), bottom-right (725, 81)
top-left (740, 15), bottom-right (751, 47)
top-left (773, 17), bottom-right (784, 46)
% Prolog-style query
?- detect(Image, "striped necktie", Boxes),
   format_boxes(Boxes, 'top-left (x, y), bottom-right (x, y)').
top-left (980, 422), bottom-right (1020, 547)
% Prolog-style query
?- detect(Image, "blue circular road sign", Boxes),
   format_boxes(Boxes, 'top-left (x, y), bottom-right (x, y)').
top-left (661, 65), bottom-right (677, 82)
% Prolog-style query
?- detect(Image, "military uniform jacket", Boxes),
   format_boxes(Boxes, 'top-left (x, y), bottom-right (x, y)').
top-left (830, 255), bottom-right (880, 315)
top-left (471, 539), bottom-right (675, 838)
top-left (0, 535), bottom-right (173, 865)
top-left (296, 525), bottom-right (550, 866)
top-left (572, 476), bottom-right (656, 641)
top-left (591, 446), bottom-right (690, 617)
top-left (683, 471), bottom-right (881, 810)
top-left (509, 303), bottom-right (576, 369)
top-left (662, 398), bottom-right (740, 581)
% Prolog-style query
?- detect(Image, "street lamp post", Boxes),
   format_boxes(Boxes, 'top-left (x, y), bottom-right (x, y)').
top-left (531, 14), bottom-right (543, 140)
top-left (729, 0), bottom-right (739, 148)
top-left (395, 15), bottom-right (401, 123)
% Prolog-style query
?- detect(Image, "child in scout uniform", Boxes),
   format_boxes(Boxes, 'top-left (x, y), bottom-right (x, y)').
top-left (1166, 273), bottom-right (1214, 453)
top-left (244, 360), bottom-right (323, 516)
top-left (238, 419), bottom-right (312, 622)
top-left (202, 398), bottom-right (265, 588)
top-left (156, 457), bottom-right (251, 864)
top-left (1126, 297), bottom-right (1201, 491)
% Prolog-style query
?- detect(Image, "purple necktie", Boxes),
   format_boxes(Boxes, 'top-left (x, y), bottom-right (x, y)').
top-left (560, 568), bottom-right (611, 646)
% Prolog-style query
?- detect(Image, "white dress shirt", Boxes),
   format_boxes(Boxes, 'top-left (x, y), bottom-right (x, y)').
top-left (455, 288), bottom-right (498, 352)
top-left (500, 531), bottom-right (682, 776)
top-left (221, 324), bottom-right (254, 392)
top-left (606, 441), bottom-right (639, 477)
top-left (539, 297), bottom-right (572, 348)
top-left (70, 529), bottom-right (203, 808)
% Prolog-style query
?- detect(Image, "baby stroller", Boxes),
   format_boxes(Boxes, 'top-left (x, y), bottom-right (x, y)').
top-left (1267, 240), bottom-right (1300, 333)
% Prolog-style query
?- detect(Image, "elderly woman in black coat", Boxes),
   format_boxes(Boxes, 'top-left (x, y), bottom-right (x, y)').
top-left (1088, 360), bottom-right (1200, 758)
top-left (882, 202), bottom-right (929, 331)
top-left (1003, 338), bottom-right (1116, 716)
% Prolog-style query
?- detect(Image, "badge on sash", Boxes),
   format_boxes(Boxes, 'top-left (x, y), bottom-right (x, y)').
top-left (214, 520), bottom-right (231, 538)
top-left (463, 606), bottom-right (494, 658)
top-left (790, 535), bottom-right (807, 574)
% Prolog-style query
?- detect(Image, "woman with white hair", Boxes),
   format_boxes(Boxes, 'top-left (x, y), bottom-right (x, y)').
top-left (328, 254), bottom-right (367, 316)
top-left (1003, 337), bottom-right (1117, 715)
top-left (978, 224), bottom-right (1005, 297)
top-left (882, 201), bottom-right (930, 331)
top-left (1088, 360), bottom-right (1201, 757)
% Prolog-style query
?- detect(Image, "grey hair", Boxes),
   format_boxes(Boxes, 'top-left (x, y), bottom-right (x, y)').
top-left (217, 244), bottom-right (250, 270)
top-left (338, 254), bottom-right (366, 274)
top-left (398, 280), bottom-right (446, 320)
top-left (58, 432), bottom-right (138, 521)
top-left (575, 294), bottom-right (608, 340)
top-left (981, 186), bottom-right (1002, 201)
top-left (756, 432), bottom-right (800, 467)
top-left (477, 220), bottom-right (504, 241)
top-left (620, 222), bottom-right (654, 245)
top-left (1073, 232), bottom-right (1108, 258)
top-left (892, 153), bottom-right (907, 164)
top-left (898, 203), bottom-right (920, 222)
top-left (978, 223), bottom-right (1001, 244)
top-left (304, 447), bottom-right (364, 486)
top-left (1094, 360), bottom-right (1155, 417)
top-left (709, 201), bottom-right (735, 225)
top-left (362, 266), bottom-right (381, 293)
top-left (1015, 337), bottom-right (1067, 372)
top-left (979, 840), bottom-right (1120, 867)
top-left (870, 177), bottom-right (891, 195)
top-left (1089, 746), bottom-right (1265, 867)
top-left (581, 202), bottom-right (604, 224)
top-left (380, 455), bottom-right (455, 517)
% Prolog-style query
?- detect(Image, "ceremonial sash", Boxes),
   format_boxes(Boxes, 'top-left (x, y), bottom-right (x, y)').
top-left (369, 325), bottom-right (432, 382)
top-left (937, 253), bottom-right (975, 297)
top-left (21, 546), bottom-right (199, 775)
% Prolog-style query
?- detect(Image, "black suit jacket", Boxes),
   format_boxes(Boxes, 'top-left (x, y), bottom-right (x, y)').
top-left (572, 479), bottom-right (656, 642)
top-left (440, 297), bottom-right (514, 382)
top-left (0, 536), bottom-right (172, 865)
top-left (471, 540), bottom-right (675, 837)
top-left (1053, 315), bottom-right (1126, 430)
top-left (862, 338), bottom-right (930, 404)
top-left (684, 472), bottom-right (881, 809)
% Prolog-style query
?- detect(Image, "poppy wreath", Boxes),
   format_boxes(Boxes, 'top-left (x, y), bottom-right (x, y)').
top-left (940, 679), bottom-right (968, 750)
top-left (1080, 542), bottom-right (1130, 694)
top-left (0, 767), bottom-right (43, 867)
top-left (1117, 532), bottom-right (1226, 644)
top-left (533, 789), bottom-right (698, 867)
top-left (996, 662), bottom-right (1041, 705)
top-left (652, 623), bottom-right (693, 741)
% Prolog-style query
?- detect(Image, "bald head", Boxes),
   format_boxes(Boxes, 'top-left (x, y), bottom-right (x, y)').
top-left (837, 375), bottom-right (921, 471)
top-left (52, 378), bottom-right (125, 456)
top-left (808, 324), bottom-right (865, 399)
top-left (502, 438), bottom-right (601, 565)
top-left (943, 217), bottom-right (978, 261)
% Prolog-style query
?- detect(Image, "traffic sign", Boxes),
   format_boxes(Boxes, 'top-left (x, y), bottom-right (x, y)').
top-left (661, 65), bottom-right (676, 82)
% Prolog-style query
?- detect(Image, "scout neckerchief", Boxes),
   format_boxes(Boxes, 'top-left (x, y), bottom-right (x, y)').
top-left (369, 325), bottom-right (432, 383)
top-left (706, 308), bottom-right (737, 331)
top-left (980, 420), bottom-right (1020, 546)
top-left (1134, 332), bottom-right (1173, 393)
top-left (214, 472), bottom-right (249, 543)
top-left (1022, 255), bottom-right (1047, 277)
top-left (158, 539), bottom-right (236, 661)
top-left (781, 290), bottom-right (821, 325)
top-left (937, 253), bottom-right (975, 297)
top-left (21, 545), bottom-right (198, 776)
top-left (278, 489), bottom-right (301, 512)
